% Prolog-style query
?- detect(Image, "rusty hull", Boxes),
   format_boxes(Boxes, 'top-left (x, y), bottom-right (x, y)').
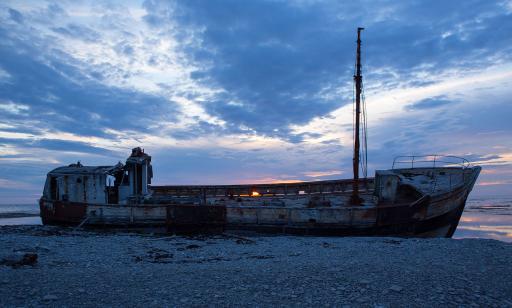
top-left (39, 177), bottom-right (471, 237)
top-left (39, 166), bottom-right (480, 237)
top-left (40, 200), bottom-right (226, 233)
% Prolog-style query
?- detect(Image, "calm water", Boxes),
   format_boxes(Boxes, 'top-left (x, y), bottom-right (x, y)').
top-left (453, 197), bottom-right (512, 242)
top-left (1, 199), bottom-right (510, 242)
top-left (0, 203), bottom-right (42, 225)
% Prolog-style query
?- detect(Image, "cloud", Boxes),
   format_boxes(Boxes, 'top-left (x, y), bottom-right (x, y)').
top-left (0, 66), bottom-right (10, 81)
top-left (8, 8), bottom-right (23, 23)
top-left (143, 0), bottom-right (355, 140)
top-left (52, 23), bottom-right (100, 42)
top-left (137, 0), bottom-right (512, 146)
top-left (303, 170), bottom-right (343, 178)
top-left (406, 96), bottom-right (454, 110)
top-left (0, 32), bottom-right (180, 138)
top-left (0, 101), bottom-right (29, 114)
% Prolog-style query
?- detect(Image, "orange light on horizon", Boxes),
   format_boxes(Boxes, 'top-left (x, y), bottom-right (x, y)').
top-left (251, 191), bottom-right (261, 197)
top-left (477, 180), bottom-right (512, 186)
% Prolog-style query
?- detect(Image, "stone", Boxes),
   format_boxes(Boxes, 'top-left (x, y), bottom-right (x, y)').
top-left (43, 295), bottom-right (58, 301)
top-left (0, 253), bottom-right (38, 268)
top-left (36, 245), bottom-right (51, 252)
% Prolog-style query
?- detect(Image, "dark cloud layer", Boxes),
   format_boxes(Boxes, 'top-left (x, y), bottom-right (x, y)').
top-left (169, 0), bottom-right (352, 140)
top-left (8, 8), bottom-right (23, 23)
top-left (406, 96), bottom-right (454, 110)
top-left (141, 0), bottom-right (512, 142)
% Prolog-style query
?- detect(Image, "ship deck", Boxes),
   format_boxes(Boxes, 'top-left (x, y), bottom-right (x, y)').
top-left (149, 178), bottom-right (375, 207)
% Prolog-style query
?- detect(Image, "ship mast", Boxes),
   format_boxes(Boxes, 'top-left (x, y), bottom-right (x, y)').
top-left (351, 27), bottom-right (364, 205)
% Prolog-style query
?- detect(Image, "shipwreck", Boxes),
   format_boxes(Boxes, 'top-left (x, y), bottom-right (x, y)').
top-left (39, 28), bottom-right (481, 237)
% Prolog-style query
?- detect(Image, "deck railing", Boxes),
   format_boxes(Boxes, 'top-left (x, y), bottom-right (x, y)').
top-left (150, 178), bottom-right (375, 199)
top-left (392, 155), bottom-right (471, 170)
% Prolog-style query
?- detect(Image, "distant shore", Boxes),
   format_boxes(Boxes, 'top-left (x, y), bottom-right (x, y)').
top-left (0, 225), bottom-right (511, 307)
top-left (0, 213), bottom-right (40, 219)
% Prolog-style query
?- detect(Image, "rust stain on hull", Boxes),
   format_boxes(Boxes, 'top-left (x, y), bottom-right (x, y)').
top-left (40, 199), bottom-right (87, 225)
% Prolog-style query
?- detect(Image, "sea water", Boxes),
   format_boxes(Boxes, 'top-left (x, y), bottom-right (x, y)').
top-left (0, 203), bottom-right (42, 225)
top-left (453, 197), bottom-right (512, 242)
top-left (1, 198), bottom-right (510, 242)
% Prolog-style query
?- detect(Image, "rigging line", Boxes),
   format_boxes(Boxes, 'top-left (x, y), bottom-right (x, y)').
top-left (359, 43), bottom-right (365, 179)
top-left (357, 84), bottom-right (365, 178)
top-left (362, 86), bottom-right (368, 178)
top-left (359, 84), bottom-right (365, 174)
top-left (360, 41), bottom-right (368, 179)
top-left (352, 56), bottom-right (357, 149)
top-left (360, 83), bottom-right (368, 178)
top-left (362, 87), bottom-right (368, 177)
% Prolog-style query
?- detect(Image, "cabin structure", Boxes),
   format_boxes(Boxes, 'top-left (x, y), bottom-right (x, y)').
top-left (42, 147), bottom-right (152, 205)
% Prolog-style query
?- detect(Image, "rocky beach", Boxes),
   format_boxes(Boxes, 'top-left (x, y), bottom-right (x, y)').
top-left (0, 225), bottom-right (511, 307)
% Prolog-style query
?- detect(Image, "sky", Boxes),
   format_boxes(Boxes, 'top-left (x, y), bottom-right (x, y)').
top-left (0, 0), bottom-right (511, 204)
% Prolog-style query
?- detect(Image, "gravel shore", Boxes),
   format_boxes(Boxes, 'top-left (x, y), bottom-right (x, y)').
top-left (0, 225), bottom-right (511, 307)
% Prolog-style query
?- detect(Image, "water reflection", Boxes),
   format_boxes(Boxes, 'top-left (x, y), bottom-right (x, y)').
top-left (454, 198), bottom-right (512, 242)
top-left (0, 204), bottom-right (42, 226)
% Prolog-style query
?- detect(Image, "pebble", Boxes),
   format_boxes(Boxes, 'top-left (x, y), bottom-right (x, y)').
top-left (0, 226), bottom-right (511, 307)
top-left (356, 297), bottom-right (369, 303)
top-left (43, 295), bottom-right (58, 301)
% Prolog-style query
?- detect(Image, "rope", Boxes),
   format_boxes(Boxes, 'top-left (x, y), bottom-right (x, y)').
top-left (359, 43), bottom-right (368, 179)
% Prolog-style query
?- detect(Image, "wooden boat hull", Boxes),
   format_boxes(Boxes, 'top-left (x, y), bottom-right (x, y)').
top-left (39, 179), bottom-right (472, 238)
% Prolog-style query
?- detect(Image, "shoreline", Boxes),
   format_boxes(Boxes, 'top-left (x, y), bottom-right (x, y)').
top-left (0, 213), bottom-right (40, 219)
top-left (1, 225), bottom-right (511, 307)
